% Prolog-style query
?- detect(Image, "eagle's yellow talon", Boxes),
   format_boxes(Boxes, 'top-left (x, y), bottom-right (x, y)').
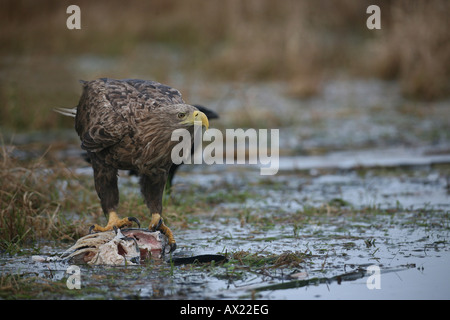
top-left (89, 211), bottom-right (140, 233)
top-left (149, 213), bottom-right (162, 231)
top-left (149, 213), bottom-right (176, 253)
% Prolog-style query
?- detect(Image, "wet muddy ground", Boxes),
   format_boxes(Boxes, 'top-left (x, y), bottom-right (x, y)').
top-left (1, 161), bottom-right (449, 299)
top-left (1, 78), bottom-right (449, 299)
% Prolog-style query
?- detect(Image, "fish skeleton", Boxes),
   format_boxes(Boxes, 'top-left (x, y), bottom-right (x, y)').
top-left (32, 228), bottom-right (167, 266)
top-left (31, 228), bottom-right (227, 266)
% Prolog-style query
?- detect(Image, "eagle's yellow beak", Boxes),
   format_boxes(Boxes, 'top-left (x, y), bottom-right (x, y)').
top-left (180, 110), bottom-right (209, 129)
top-left (192, 110), bottom-right (209, 129)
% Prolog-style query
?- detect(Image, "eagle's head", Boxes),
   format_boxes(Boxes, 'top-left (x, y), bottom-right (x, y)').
top-left (171, 104), bottom-right (209, 130)
top-left (136, 103), bottom-right (210, 171)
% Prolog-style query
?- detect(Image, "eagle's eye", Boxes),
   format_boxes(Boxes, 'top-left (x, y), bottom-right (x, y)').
top-left (177, 112), bottom-right (186, 119)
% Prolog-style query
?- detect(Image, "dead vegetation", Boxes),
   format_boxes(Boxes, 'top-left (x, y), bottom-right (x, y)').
top-left (0, 143), bottom-right (89, 252)
top-left (361, 1), bottom-right (450, 100)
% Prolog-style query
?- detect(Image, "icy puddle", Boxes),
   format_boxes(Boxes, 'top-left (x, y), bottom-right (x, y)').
top-left (1, 155), bottom-right (449, 299)
top-left (2, 209), bottom-right (448, 299)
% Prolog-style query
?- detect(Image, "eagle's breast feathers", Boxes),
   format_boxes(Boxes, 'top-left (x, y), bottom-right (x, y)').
top-left (74, 78), bottom-right (192, 176)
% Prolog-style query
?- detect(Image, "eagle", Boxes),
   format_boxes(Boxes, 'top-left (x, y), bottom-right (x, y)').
top-left (80, 104), bottom-right (219, 193)
top-left (55, 78), bottom-right (210, 253)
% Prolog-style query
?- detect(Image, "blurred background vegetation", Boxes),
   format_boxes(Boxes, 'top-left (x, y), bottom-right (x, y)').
top-left (1, 0), bottom-right (449, 253)
top-left (0, 0), bottom-right (449, 132)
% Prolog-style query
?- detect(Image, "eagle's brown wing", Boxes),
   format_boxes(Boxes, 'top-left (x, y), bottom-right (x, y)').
top-left (120, 78), bottom-right (184, 106)
top-left (75, 78), bottom-right (184, 152)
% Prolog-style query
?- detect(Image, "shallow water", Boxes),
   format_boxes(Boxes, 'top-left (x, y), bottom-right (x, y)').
top-left (1, 158), bottom-right (449, 299)
top-left (1, 78), bottom-right (449, 299)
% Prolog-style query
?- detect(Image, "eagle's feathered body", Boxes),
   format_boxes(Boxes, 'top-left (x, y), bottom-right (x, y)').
top-left (76, 78), bottom-right (188, 175)
top-left (57, 78), bottom-right (210, 252)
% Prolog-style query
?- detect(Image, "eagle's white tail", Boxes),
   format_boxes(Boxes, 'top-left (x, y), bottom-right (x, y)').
top-left (53, 107), bottom-right (77, 118)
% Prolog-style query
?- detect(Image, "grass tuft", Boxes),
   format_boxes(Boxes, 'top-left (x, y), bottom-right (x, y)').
top-left (0, 142), bottom-right (88, 253)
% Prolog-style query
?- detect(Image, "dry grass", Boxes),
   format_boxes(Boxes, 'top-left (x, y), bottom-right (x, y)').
top-left (0, 138), bottom-right (199, 252)
top-left (0, 142), bottom-right (90, 252)
top-left (361, 1), bottom-right (450, 100)
top-left (0, 274), bottom-right (69, 299)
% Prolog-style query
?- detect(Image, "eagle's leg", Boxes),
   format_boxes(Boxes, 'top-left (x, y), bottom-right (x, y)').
top-left (89, 156), bottom-right (140, 233)
top-left (89, 212), bottom-right (140, 233)
top-left (140, 174), bottom-right (177, 253)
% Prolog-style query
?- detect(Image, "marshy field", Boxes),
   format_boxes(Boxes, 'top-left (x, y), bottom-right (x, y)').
top-left (1, 0), bottom-right (449, 300)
